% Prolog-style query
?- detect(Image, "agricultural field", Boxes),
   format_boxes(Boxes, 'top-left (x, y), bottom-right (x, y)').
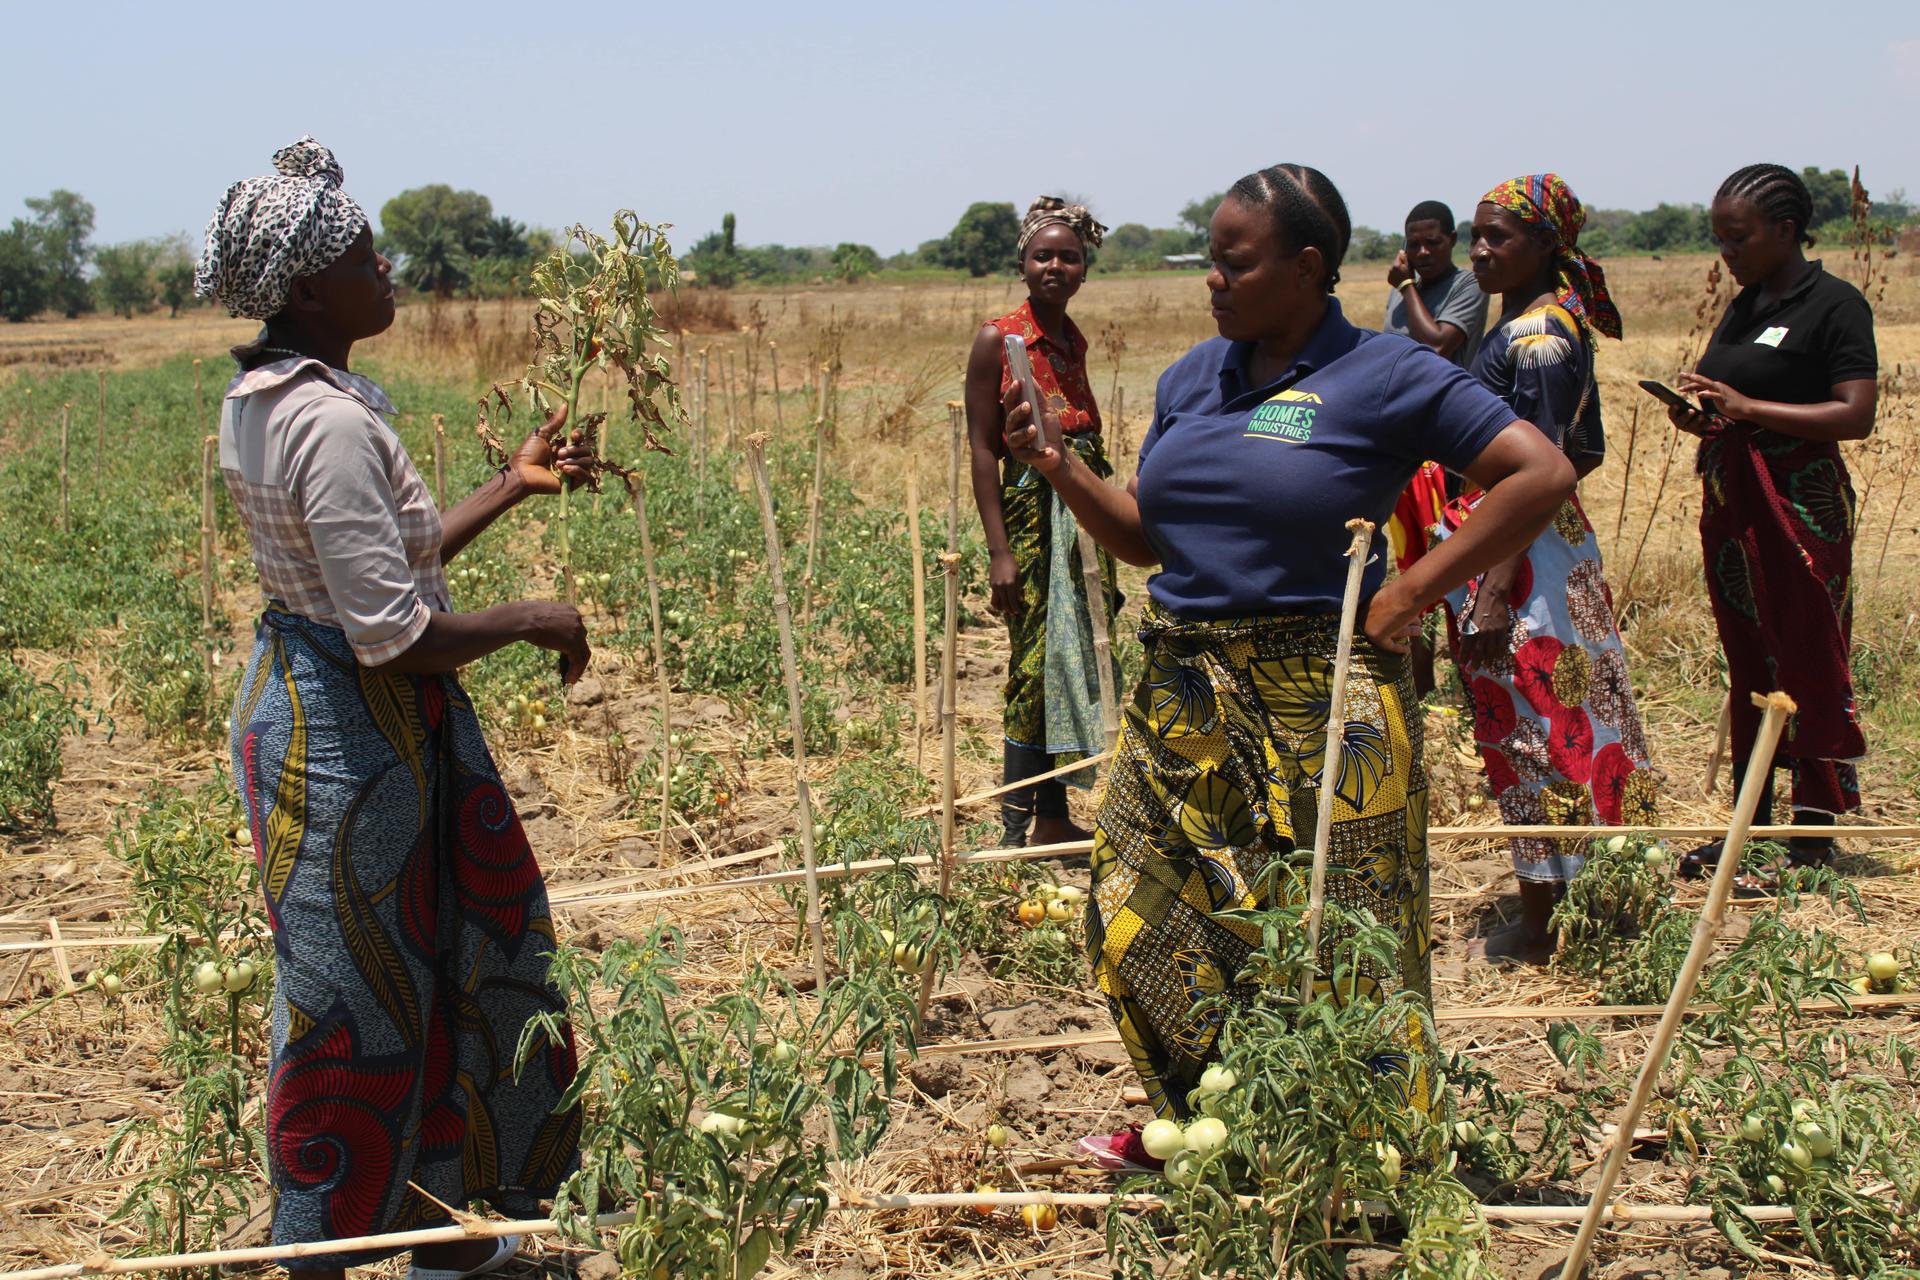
top-left (1, 248), bottom-right (1918, 1279)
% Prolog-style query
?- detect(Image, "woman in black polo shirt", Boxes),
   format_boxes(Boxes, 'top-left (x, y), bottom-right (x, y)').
top-left (998, 164), bottom-right (1575, 1162)
top-left (1670, 163), bottom-right (1879, 876)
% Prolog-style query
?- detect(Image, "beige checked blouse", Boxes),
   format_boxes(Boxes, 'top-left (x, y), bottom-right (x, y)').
top-left (219, 358), bottom-right (449, 665)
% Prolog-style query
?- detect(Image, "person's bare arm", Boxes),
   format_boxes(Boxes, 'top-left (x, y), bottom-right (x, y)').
top-left (1366, 422), bottom-right (1574, 652)
top-left (1395, 283), bottom-right (1467, 358)
top-left (1675, 375), bottom-right (1876, 443)
top-left (1001, 382), bottom-right (1157, 567)
top-left (369, 600), bottom-right (590, 682)
top-left (964, 326), bottom-right (1022, 616)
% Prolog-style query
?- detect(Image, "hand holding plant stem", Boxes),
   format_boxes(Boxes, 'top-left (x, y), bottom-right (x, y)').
top-left (519, 213), bottom-right (686, 604)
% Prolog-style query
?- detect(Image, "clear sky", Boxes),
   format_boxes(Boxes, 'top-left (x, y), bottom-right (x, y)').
top-left (5, 1), bottom-right (1916, 257)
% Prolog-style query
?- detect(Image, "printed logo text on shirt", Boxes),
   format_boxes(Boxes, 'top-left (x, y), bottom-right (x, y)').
top-left (1246, 388), bottom-right (1321, 443)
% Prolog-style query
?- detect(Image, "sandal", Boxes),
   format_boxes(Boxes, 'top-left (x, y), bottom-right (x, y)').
top-left (1676, 840), bottom-right (1779, 898)
top-left (408, 1236), bottom-right (520, 1280)
top-left (1077, 1122), bottom-right (1164, 1173)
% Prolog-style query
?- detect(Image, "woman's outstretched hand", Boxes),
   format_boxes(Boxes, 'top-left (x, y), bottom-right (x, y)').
top-left (510, 406), bottom-right (595, 494)
top-left (1000, 381), bottom-right (1067, 477)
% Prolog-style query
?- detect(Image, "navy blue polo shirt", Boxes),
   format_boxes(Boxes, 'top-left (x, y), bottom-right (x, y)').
top-left (1136, 298), bottom-right (1517, 617)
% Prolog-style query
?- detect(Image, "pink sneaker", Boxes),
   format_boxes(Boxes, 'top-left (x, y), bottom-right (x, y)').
top-left (1077, 1123), bottom-right (1164, 1173)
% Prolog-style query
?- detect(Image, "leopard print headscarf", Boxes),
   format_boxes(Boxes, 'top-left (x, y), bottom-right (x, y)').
top-left (1016, 196), bottom-right (1107, 260)
top-left (194, 137), bottom-right (368, 320)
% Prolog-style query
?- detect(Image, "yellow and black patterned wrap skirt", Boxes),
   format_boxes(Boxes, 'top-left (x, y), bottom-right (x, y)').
top-left (1088, 603), bottom-right (1430, 1117)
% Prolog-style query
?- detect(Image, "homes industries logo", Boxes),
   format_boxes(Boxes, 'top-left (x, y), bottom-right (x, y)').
top-left (1245, 388), bottom-right (1321, 443)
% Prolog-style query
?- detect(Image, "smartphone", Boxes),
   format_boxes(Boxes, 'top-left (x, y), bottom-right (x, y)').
top-left (1638, 379), bottom-right (1701, 414)
top-left (1003, 335), bottom-right (1055, 452)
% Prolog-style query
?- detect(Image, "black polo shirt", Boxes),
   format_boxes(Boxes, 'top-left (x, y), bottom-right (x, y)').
top-left (1696, 261), bottom-right (1878, 408)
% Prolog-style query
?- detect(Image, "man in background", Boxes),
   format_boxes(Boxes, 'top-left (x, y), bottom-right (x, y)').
top-left (1383, 199), bottom-right (1488, 366)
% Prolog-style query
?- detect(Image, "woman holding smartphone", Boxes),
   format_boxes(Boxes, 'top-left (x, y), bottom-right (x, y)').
top-left (963, 197), bottom-right (1118, 849)
top-left (998, 165), bottom-right (1574, 1165)
top-left (1669, 164), bottom-right (1878, 879)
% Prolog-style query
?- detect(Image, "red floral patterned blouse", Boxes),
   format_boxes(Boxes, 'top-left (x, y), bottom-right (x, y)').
top-left (989, 299), bottom-right (1101, 455)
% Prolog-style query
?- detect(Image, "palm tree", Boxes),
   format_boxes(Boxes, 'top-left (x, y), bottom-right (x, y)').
top-left (397, 225), bottom-right (472, 297)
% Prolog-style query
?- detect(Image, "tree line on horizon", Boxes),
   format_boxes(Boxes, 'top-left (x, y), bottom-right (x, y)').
top-left (1, 168), bottom-right (1911, 322)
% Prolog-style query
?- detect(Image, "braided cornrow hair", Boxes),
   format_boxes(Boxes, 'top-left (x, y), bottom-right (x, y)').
top-left (1227, 164), bottom-right (1352, 292)
top-left (1717, 163), bottom-right (1817, 248)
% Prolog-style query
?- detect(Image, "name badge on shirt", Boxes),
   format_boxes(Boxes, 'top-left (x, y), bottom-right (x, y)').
top-left (1245, 388), bottom-right (1321, 444)
top-left (1755, 326), bottom-right (1789, 347)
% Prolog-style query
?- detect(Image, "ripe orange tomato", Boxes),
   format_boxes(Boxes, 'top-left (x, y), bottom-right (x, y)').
top-left (1016, 900), bottom-right (1045, 928)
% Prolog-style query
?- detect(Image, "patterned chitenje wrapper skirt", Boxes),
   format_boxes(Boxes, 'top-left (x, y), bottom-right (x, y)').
top-left (232, 608), bottom-right (580, 1266)
top-left (1088, 605), bottom-right (1431, 1118)
top-left (1000, 433), bottom-right (1120, 765)
top-left (1444, 495), bottom-right (1659, 883)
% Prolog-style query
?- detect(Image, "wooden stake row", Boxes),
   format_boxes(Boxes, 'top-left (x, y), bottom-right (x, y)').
top-left (0, 1189), bottom-right (1806, 1280)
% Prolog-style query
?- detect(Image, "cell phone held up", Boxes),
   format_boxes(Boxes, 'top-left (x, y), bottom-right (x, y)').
top-left (1003, 334), bottom-right (1056, 453)
top-left (1637, 378), bottom-right (1702, 416)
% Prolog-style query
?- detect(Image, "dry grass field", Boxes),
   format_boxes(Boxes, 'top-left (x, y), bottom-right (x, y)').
top-left (2, 247), bottom-right (1917, 1279)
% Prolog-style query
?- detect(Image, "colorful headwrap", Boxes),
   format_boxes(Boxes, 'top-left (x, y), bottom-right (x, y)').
top-left (1017, 196), bottom-right (1107, 259)
top-left (194, 137), bottom-right (369, 320)
top-left (1480, 174), bottom-right (1622, 342)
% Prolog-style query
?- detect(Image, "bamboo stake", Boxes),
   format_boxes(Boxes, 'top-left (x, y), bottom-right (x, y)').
top-left (724, 348), bottom-right (739, 454)
top-left (916, 409), bottom-right (965, 1028)
top-left (94, 369), bottom-right (105, 482)
top-left (57, 405), bottom-right (70, 532)
top-left (801, 365), bottom-right (833, 616)
top-left (0, 1194), bottom-right (1810, 1280)
top-left (1300, 518), bottom-right (1376, 1001)
top-left (630, 475), bottom-right (673, 863)
top-left (904, 750), bottom-right (1113, 817)
top-left (768, 339), bottom-right (784, 484)
top-left (1560, 691), bottom-right (1796, 1280)
top-left (696, 347), bottom-right (711, 533)
top-left (430, 412), bottom-right (448, 510)
top-left (908, 457), bottom-right (928, 771)
top-left (1702, 691), bottom-right (1731, 797)
top-left (744, 432), bottom-right (828, 991)
top-left (199, 433), bottom-right (218, 708)
top-left (1075, 523), bottom-right (1119, 751)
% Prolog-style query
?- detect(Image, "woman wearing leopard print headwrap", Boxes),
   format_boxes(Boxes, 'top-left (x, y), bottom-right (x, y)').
top-left (198, 137), bottom-right (584, 1279)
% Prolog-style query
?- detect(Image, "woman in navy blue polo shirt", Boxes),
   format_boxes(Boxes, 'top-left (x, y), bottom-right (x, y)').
top-left (1000, 163), bottom-right (1576, 1151)
top-left (1670, 164), bottom-right (1879, 880)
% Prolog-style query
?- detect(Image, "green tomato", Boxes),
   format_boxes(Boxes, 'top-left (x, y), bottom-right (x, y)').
top-left (1642, 846), bottom-right (1667, 868)
top-left (1867, 952), bottom-right (1901, 984)
top-left (1373, 1141), bottom-right (1402, 1185)
top-left (1184, 1116), bottom-right (1229, 1156)
top-left (769, 1039), bottom-right (800, 1065)
top-left (1604, 834), bottom-right (1628, 855)
top-left (192, 961), bottom-right (224, 994)
top-left (1140, 1118), bottom-right (1186, 1161)
top-left (97, 973), bottom-right (123, 998)
top-left (1778, 1139), bottom-right (1813, 1171)
top-left (223, 960), bottom-right (257, 993)
top-left (1055, 885), bottom-right (1085, 908)
top-left (1763, 1174), bottom-right (1788, 1201)
top-left (1164, 1149), bottom-right (1204, 1188)
top-left (1198, 1065), bottom-right (1238, 1094)
top-left (699, 1111), bottom-right (745, 1137)
top-left (1796, 1122), bottom-right (1834, 1160)
top-left (1453, 1120), bottom-right (1482, 1146)
top-left (985, 1123), bottom-right (1010, 1149)
top-left (891, 942), bottom-right (929, 975)
top-left (1738, 1113), bottom-right (1766, 1143)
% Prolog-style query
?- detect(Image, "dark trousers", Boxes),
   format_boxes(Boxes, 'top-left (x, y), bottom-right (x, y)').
top-left (1001, 742), bottom-right (1068, 845)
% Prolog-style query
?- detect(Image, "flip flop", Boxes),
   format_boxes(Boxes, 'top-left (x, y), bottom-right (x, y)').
top-left (1077, 1123), bottom-right (1163, 1173)
top-left (1678, 839), bottom-right (1780, 899)
top-left (407, 1235), bottom-right (520, 1280)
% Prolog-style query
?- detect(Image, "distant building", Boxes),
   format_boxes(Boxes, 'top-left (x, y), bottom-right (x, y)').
top-left (1161, 253), bottom-right (1208, 270)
